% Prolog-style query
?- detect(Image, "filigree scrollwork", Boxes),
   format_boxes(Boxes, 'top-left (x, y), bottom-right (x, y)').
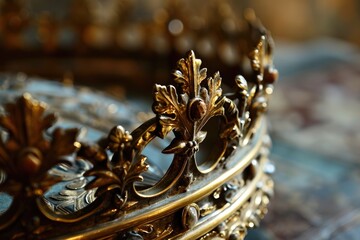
top-left (83, 50), bottom-right (275, 201)
top-left (132, 223), bottom-right (173, 239)
top-left (80, 125), bottom-right (148, 214)
top-left (199, 174), bottom-right (274, 240)
top-left (0, 93), bottom-right (79, 231)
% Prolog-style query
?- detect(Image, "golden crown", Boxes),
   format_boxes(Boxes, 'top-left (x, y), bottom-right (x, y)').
top-left (0, 2), bottom-right (278, 239)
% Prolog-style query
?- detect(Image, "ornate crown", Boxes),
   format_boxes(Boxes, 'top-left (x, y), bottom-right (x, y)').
top-left (0, 4), bottom-right (278, 240)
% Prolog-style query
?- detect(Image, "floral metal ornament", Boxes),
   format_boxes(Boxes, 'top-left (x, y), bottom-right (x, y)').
top-left (153, 51), bottom-right (223, 147)
top-left (0, 7), bottom-right (278, 239)
top-left (0, 93), bottom-right (79, 231)
top-left (153, 51), bottom-right (240, 179)
top-left (80, 51), bottom-right (243, 201)
top-left (80, 125), bottom-right (148, 214)
top-left (226, 35), bottom-right (278, 147)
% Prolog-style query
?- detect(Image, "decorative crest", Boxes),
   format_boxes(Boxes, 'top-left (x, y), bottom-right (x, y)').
top-left (0, 15), bottom-right (278, 239)
top-left (153, 51), bottom-right (224, 153)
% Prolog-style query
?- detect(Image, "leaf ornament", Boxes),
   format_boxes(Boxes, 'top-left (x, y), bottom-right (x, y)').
top-left (0, 94), bottom-right (79, 229)
top-left (84, 125), bottom-right (148, 208)
top-left (153, 51), bottom-right (225, 159)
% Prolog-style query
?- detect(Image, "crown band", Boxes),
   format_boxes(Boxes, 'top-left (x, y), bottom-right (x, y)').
top-left (0, 12), bottom-right (277, 240)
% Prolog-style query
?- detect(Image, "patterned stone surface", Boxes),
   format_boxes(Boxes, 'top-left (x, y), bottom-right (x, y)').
top-left (247, 41), bottom-right (360, 240)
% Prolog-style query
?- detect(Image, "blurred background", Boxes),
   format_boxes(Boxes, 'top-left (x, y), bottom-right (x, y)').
top-left (249, 0), bottom-right (360, 45)
top-left (249, 1), bottom-right (360, 240)
top-left (0, 0), bottom-right (359, 239)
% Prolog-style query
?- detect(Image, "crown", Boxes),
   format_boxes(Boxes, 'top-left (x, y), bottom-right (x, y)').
top-left (0, 4), bottom-right (278, 240)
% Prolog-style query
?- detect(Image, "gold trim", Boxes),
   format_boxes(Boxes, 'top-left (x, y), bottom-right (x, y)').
top-left (176, 153), bottom-right (268, 239)
top-left (59, 119), bottom-right (266, 240)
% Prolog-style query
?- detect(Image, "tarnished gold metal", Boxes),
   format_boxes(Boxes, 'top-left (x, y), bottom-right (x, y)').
top-left (0, 13), bottom-right (277, 240)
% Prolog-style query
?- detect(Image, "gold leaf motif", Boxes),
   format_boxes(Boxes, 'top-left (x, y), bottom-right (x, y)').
top-left (0, 94), bottom-right (80, 229)
top-left (173, 51), bottom-right (207, 95)
top-left (153, 84), bottom-right (187, 137)
top-left (125, 155), bottom-right (148, 185)
top-left (197, 72), bottom-right (225, 131)
top-left (249, 36), bottom-right (265, 74)
top-left (234, 35), bottom-right (278, 144)
top-left (84, 125), bottom-right (148, 209)
top-left (0, 94), bottom-right (79, 187)
top-left (152, 51), bottom-right (237, 178)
